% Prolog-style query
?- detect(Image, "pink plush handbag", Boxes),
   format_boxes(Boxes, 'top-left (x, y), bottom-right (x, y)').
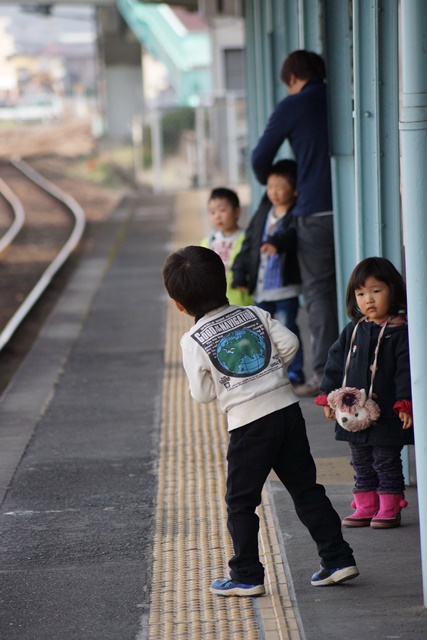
top-left (327, 318), bottom-right (389, 432)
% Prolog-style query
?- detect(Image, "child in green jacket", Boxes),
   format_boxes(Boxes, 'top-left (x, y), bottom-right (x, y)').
top-left (201, 187), bottom-right (253, 306)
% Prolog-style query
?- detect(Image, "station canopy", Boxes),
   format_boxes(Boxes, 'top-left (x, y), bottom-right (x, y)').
top-left (13, 0), bottom-right (198, 7)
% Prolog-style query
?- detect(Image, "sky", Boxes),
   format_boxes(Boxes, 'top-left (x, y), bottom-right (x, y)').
top-left (0, 4), bottom-right (96, 51)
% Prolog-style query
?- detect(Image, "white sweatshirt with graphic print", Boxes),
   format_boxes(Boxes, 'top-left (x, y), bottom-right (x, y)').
top-left (180, 304), bottom-right (299, 431)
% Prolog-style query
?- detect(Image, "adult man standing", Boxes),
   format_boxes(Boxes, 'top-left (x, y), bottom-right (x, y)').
top-left (251, 50), bottom-right (337, 396)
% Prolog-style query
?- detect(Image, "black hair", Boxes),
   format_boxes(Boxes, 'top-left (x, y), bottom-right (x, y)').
top-left (266, 159), bottom-right (297, 189)
top-left (162, 245), bottom-right (228, 318)
top-left (281, 50), bottom-right (326, 85)
top-left (345, 257), bottom-right (407, 321)
top-left (208, 187), bottom-right (240, 210)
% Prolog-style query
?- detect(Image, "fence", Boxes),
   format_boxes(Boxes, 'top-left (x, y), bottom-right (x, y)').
top-left (132, 93), bottom-right (248, 192)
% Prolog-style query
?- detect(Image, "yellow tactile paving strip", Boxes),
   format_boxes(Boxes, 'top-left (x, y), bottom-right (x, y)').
top-left (147, 191), bottom-right (301, 640)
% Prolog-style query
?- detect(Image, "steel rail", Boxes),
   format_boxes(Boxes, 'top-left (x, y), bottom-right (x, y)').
top-left (0, 157), bottom-right (86, 352)
top-left (0, 177), bottom-right (25, 255)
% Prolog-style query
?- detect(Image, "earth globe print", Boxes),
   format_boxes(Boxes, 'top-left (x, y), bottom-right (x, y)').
top-left (217, 329), bottom-right (267, 375)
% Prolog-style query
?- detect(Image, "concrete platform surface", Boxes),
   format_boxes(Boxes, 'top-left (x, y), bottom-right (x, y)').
top-left (0, 187), bottom-right (425, 640)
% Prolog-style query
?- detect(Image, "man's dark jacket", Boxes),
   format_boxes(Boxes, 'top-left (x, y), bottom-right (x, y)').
top-left (251, 78), bottom-right (332, 216)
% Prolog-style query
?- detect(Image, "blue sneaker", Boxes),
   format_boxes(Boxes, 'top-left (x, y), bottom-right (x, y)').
top-left (210, 577), bottom-right (265, 597)
top-left (311, 565), bottom-right (359, 586)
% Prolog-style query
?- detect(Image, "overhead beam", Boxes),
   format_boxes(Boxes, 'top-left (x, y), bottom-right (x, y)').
top-left (14, 1), bottom-right (198, 6)
top-left (16, 1), bottom-right (116, 5)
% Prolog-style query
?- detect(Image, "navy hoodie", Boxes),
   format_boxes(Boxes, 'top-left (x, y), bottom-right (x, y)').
top-left (251, 78), bottom-right (333, 217)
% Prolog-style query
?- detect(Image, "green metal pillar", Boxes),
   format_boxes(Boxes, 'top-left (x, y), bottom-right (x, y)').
top-left (399, 0), bottom-right (427, 609)
top-left (298, 0), bottom-right (323, 52)
top-left (353, 0), bottom-right (401, 265)
top-left (324, 0), bottom-right (355, 328)
top-left (244, 0), bottom-right (273, 208)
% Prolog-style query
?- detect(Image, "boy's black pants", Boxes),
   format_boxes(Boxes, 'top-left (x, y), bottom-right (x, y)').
top-left (226, 402), bottom-right (355, 585)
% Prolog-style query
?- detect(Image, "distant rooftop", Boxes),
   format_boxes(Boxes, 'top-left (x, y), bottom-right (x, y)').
top-left (171, 6), bottom-right (208, 32)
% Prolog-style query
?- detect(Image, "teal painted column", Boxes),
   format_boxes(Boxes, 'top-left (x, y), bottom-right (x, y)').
top-left (252, 0), bottom-right (268, 132)
top-left (353, 0), bottom-right (381, 258)
top-left (282, 0), bottom-right (300, 53)
top-left (261, 0), bottom-right (275, 119)
top-left (243, 0), bottom-right (266, 208)
top-left (298, 0), bottom-right (323, 52)
top-left (243, 1), bottom-right (257, 145)
top-left (377, 0), bottom-right (401, 267)
top-left (271, 0), bottom-right (288, 99)
top-left (353, 0), bottom-right (400, 263)
top-left (399, 0), bottom-right (427, 609)
top-left (324, 0), bottom-right (355, 329)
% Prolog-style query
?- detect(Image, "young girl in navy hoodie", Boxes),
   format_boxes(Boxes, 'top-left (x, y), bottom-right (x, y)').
top-left (315, 257), bottom-right (413, 529)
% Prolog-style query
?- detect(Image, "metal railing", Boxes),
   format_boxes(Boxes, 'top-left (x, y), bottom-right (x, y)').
top-left (0, 158), bottom-right (86, 352)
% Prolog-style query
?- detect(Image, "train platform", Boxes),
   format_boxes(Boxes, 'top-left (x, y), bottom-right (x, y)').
top-left (0, 187), bottom-right (426, 640)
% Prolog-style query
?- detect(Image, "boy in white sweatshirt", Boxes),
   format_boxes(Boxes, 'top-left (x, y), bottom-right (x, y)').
top-left (162, 245), bottom-right (358, 595)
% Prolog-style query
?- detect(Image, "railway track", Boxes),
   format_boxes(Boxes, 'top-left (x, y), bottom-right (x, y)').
top-left (0, 158), bottom-right (86, 391)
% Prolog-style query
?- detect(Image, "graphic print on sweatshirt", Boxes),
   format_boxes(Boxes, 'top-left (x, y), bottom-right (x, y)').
top-left (191, 308), bottom-right (275, 382)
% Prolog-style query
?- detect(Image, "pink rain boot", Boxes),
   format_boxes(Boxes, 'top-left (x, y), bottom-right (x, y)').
top-left (370, 493), bottom-right (408, 529)
top-left (342, 490), bottom-right (379, 527)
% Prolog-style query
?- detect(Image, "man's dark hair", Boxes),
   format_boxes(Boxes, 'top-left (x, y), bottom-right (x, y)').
top-left (346, 257), bottom-right (407, 321)
top-left (266, 159), bottom-right (297, 189)
top-left (162, 246), bottom-right (228, 317)
top-left (281, 50), bottom-right (326, 86)
top-left (208, 187), bottom-right (240, 210)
